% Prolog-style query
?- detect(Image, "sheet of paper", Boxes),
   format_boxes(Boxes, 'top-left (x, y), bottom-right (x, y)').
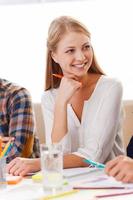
top-left (63, 167), bottom-right (99, 178)
top-left (0, 179), bottom-right (43, 200)
top-left (72, 174), bottom-right (133, 189)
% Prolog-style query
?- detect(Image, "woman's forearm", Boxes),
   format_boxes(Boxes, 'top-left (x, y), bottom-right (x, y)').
top-left (63, 154), bottom-right (89, 168)
top-left (51, 101), bottom-right (68, 142)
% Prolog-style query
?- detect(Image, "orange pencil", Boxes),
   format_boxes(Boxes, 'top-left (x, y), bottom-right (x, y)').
top-left (7, 175), bottom-right (22, 185)
top-left (52, 73), bottom-right (63, 79)
top-left (52, 73), bottom-right (82, 85)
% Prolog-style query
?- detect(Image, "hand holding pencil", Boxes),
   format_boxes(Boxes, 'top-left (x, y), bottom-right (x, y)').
top-left (53, 73), bottom-right (82, 103)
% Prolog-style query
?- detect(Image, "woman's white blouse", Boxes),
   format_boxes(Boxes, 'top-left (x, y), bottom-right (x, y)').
top-left (41, 76), bottom-right (125, 163)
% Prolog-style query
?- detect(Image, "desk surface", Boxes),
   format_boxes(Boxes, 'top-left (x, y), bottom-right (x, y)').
top-left (1, 169), bottom-right (133, 200)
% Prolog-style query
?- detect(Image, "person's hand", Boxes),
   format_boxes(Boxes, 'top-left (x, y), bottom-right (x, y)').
top-left (7, 157), bottom-right (40, 176)
top-left (105, 155), bottom-right (133, 183)
top-left (57, 75), bottom-right (82, 104)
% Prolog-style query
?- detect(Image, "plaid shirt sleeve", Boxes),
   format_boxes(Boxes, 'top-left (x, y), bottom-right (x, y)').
top-left (6, 88), bottom-right (36, 163)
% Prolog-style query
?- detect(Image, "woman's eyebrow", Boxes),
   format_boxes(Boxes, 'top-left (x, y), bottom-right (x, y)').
top-left (65, 46), bottom-right (75, 49)
top-left (64, 42), bottom-right (91, 50)
top-left (83, 42), bottom-right (91, 46)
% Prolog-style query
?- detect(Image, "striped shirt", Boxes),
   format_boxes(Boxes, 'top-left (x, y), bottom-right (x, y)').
top-left (0, 79), bottom-right (40, 163)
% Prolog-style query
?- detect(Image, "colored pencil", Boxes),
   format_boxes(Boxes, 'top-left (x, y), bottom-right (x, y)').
top-left (0, 139), bottom-right (12, 158)
top-left (0, 136), bottom-right (2, 157)
top-left (83, 159), bottom-right (105, 169)
top-left (52, 73), bottom-right (82, 85)
top-left (73, 186), bottom-right (125, 190)
top-left (52, 73), bottom-right (63, 79)
top-left (4, 142), bottom-right (13, 157)
top-left (96, 191), bottom-right (133, 198)
top-left (40, 189), bottom-right (79, 200)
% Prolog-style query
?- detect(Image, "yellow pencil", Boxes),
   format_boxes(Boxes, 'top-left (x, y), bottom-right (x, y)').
top-left (0, 139), bottom-right (11, 158)
top-left (40, 189), bottom-right (79, 200)
top-left (0, 136), bottom-right (2, 157)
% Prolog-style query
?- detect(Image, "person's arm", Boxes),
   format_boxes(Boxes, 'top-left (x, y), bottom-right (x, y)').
top-left (63, 154), bottom-right (88, 168)
top-left (105, 155), bottom-right (133, 183)
top-left (51, 77), bottom-right (81, 142)
top-left (7, 157), bottom-right (40, 176)
top-left (41, 77), bottom-right (81, 144)
top-left (42, 79), bottom-right (86, 168)
top-left (7, 88), bottom-right (35, 163)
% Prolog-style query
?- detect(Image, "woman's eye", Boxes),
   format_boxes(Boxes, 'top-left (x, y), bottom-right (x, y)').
top-left (65, 49), bottom-right (74, 54)
top-left (84, 45), bottom-right (91, 50)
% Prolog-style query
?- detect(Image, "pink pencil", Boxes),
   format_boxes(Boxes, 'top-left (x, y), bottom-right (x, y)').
top-left (96, 191), bottom-right (133, 198)
top-left (73, 187), bottom-right (125, 190)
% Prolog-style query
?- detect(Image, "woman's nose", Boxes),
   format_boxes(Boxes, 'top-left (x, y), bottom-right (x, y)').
top-left (75, 50), bottom-right (85, 61)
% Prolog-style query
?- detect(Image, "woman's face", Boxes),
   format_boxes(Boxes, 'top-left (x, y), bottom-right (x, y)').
top-left (52, 31), bottom-right (93, 77)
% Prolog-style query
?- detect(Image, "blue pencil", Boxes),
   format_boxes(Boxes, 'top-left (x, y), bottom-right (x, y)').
top-left (4, 143), bottom-right (13, 157)
top-left (0, 141), bottom-right (13, 158)
top-left (83, 159), bottom-right (105, 169)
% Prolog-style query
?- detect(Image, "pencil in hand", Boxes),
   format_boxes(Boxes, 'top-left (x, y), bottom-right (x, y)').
top-left (52, 74), bottom-right (82, 85)
top-left (83, 159), bottom-right (105, 169)
top-left (52, 73), bottom-right (63, 79)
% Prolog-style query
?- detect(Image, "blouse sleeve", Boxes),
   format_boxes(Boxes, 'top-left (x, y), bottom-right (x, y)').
top-left (41, 91), bottom-right (71, 153)
top-left (73, 81), bottom-right (124, 163)
top-left (41, 92), bottom-right (54, 145)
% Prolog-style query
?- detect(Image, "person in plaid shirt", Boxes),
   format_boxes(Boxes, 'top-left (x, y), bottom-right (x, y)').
top-left (0, 78), bottom-right (40, 163)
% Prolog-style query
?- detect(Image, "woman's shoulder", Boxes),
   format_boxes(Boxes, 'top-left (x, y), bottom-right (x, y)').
top-left (98, 76), bottom-right (123, 99)
top-left (100, 75), bottom-right (123, 89)
top-left (41, 88), bottom-right (58, 103)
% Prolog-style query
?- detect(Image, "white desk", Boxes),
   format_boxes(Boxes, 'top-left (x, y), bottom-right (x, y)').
top-left (0, 169), bottom-right (133, 200)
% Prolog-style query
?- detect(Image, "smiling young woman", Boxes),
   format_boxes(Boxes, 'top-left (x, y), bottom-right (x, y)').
top-left (42, 16), bottom-right (125, 168)
top-left (7, 16), bottom-right (125, 176)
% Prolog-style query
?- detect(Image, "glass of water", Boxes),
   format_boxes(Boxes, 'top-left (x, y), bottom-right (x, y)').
top-left (0, 157), bottom-right (7, 189)
top-left (40, 143), bottom-right (63, 192)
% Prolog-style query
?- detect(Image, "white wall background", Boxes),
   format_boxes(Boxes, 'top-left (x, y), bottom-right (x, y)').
top-left (0, 0), bottom-right (133, 102)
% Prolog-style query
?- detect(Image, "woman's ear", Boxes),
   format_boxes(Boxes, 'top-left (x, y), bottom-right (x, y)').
top-left (51, 52), bottom-right (58, 64)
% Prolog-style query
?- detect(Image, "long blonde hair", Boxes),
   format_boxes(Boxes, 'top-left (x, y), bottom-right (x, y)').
top-left (45, 16), bottom-right (104, 90)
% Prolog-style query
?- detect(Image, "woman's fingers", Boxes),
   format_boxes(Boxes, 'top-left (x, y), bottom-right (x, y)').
top-left (114, 171), bottom-right (125, 182)
top-left (7, 157), bottom-right (18, 173)
top-left (105, 155), bottom-right (133, 183)
top-left (7, 157), bottom-right (39, 176)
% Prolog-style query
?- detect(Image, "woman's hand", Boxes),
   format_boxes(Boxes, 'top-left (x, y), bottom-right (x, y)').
top-left (105, 155), bottom-right (133, 183)
top-left (7, 157), bottom-right (40, 176)
top-left (57, 76), bottom-right (82, 104)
